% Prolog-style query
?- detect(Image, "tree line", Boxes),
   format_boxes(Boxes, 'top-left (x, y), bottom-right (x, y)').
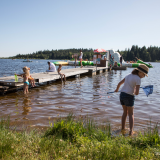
top-left (119, 45), bottom-right (160, 62)
top-left (11, 48), bottom-right (94, 61)
top-left (9, 45), bottom-right (160, 62)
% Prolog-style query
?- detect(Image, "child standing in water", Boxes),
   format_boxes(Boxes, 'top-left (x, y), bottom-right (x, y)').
top-left (16, 66), bottom-right (30, 94)
top-left (114, 64), bottom-right (149, 135)
top-left (57, 64), bottom-right (66, 82)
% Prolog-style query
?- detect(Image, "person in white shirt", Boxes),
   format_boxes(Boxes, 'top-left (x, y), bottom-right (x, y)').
top-left (46, 61), bottom-right (57, 72)
top-left (114, 64), bottom-right (149, 135)
top-left (79, 49), bottom-right (83, 68)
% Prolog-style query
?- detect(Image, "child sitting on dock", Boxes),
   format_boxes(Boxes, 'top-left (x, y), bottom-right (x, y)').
top-left (114, 61), bottom-right (118, 67)
top-left (57, 64), bottom-right (66, 82)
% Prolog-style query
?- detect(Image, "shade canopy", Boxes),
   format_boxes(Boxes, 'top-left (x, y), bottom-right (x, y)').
top-left (94, 48), bottom-right (107, 53)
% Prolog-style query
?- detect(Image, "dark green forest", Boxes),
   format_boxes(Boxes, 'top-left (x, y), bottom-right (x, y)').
top-left (9, 45), bottom-right (160, 62)
top-left (118, 45), bottom-right (160, 62)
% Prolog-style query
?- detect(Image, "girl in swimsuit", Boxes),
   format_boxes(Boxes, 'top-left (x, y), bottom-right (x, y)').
top-left (16, 66), bottom-right (30, 94)
top-left (22, 66), bottom-right (30, 94)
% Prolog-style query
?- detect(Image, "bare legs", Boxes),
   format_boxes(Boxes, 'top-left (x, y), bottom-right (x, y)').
top-left (29, 80), bottom-right (36, 87)
top-left (80, 59), bottom-right (83, 68)
top-left (122, 105), bottom-right (134, 135)
top-left (122, 105), bottom-right (127, 130)
top-left (63, 75), bottom-right (66, 81)
top-left (75, 58), bottom-right (77, 68)
top-left (31, 80), bottom-right (36, 87)
top-left (23, 84), bottom-right (29, 94)
top-left (60, 74), bottom-right (66, 82)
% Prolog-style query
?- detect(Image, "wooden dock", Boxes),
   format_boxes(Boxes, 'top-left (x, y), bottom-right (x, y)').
top-left (112, 66), bottom-right (127, 70)
top-left (0, 66), bottom-right (109, 95)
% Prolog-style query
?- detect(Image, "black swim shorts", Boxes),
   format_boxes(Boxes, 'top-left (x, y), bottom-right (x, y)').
top-left (120, 92), bottom-right (135, 107)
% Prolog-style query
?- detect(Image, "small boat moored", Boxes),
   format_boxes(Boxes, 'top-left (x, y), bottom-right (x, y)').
top-left (23, 59), bottom-right (32, 62)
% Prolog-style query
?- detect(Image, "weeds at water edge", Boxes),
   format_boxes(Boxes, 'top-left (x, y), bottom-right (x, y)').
top-left (0, 114), bottom-right (160, 159)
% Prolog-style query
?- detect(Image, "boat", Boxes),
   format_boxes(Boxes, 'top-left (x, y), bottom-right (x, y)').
top-left (23, 59), bottom-right (32, 62)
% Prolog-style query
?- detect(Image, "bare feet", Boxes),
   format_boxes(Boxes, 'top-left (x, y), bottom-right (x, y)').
top-left (129, 131), bottom-right (133, 136)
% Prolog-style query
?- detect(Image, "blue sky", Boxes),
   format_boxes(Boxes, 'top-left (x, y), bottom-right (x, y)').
top-left (0, 0), bottom-right (160, 57)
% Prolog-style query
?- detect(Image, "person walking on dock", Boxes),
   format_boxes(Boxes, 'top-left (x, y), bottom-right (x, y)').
top-left (114, 64), bottom-right (149, 136)
top-left (46, 61), bottom-right (56, 72)
top-left (79, 49), bottom-right (83, 68)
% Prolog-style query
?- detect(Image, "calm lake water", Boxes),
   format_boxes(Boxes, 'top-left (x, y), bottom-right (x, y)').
top-left (0, 59), bottom-right (160, 132)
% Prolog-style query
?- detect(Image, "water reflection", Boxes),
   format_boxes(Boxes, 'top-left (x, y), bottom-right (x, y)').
top-left (22, 95), bottom-right (32, 115)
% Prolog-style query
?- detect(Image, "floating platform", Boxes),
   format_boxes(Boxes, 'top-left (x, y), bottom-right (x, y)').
top-left (137, 60), bottom-right (153, 68)
top-left (117, 63), bottom-right (140, 68)
top-left (53, 61), bottom-right (69, 65)
top-left (0, 66), bottom-right (109, 95)
top-left (112, 66), bottom-right (127, 70)
top-left (54, 61), bottom-right (94, 66)
top-left (117, 61), bottom-right (153, 68)
top-left (55, 60), bottom-right (153, 68)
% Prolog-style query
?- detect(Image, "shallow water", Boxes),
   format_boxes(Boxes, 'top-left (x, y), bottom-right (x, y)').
top-left (0, 59), bottom-right (160, 132)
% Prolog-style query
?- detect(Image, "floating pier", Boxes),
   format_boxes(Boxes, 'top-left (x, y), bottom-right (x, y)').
top-left (112, 66), bottom-right (127, 70)
top-left (0, 66), bottom-right (109, 95)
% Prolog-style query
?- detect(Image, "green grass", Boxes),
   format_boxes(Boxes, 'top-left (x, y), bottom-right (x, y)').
top-left (0, 115), bottom-right (160, 159)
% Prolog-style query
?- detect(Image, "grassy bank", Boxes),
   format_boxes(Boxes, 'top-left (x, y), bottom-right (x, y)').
top-left (0, 115), bottom-right (160, 160)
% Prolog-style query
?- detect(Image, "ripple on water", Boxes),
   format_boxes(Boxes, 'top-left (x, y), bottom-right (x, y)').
top-left (0, 60), bottom-right (160, 132)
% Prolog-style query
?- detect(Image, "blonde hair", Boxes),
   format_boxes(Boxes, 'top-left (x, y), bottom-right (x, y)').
top-left (23, 66), bottom-right (30, 77)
